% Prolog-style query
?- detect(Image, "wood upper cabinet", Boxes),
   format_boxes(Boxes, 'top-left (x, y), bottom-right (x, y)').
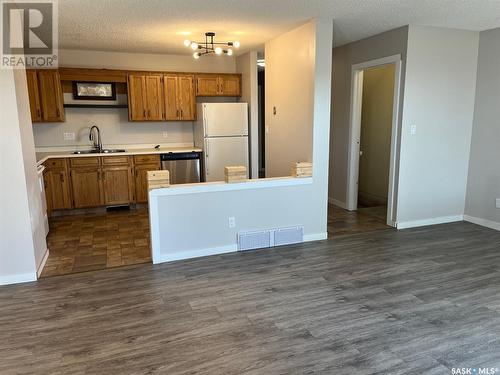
top-left (196, 74), bottom-right (220, 96)
top-left (127, 74), bottom-right (164, 121)
top-left (196, 74), bottom-right (241, 97)
top-left (71, 167), bottom-right (103, 208)
top-left (144, 75), bottom-right (164, 120)
top-left (37, 70), bottom-right (65, 122)
top-left (127, 75), bottom-right (147, 121)
top-left (163, 74), bottom-right (196, 121)
top-left (27, 69), bottom-right (64, 122)
top-left (219, 74), bottom-right (241, 96)
top-left (26, 70), bottom-right (42, 122)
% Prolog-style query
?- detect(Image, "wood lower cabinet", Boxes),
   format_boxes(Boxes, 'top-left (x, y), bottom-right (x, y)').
top-left (196, 74), bottom-right (241, 97)
top-left (71, 167), bottom-right (103, 208)
top-left (43, 160), bottom-right (72, 214)
top-left (43, 154), bottom-right (161, 211)
top-left (102, 165), bottom-right (134, 205)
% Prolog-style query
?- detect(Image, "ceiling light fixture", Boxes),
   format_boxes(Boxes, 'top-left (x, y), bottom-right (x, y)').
top-left (183, 32), bottom-right (240, 59)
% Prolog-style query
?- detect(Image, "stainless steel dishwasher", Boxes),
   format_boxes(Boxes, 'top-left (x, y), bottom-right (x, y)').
top-left (160, 152), bottom-right (202, 184)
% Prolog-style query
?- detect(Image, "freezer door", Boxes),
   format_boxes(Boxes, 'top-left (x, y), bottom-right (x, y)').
top-left (203, 103), bottom-right (248, 137)
top-left (205, 136), bottom-right (249, 182)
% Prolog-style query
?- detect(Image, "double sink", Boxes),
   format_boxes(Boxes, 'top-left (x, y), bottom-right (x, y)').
top-left (73, 149), bottom-right (126, 155)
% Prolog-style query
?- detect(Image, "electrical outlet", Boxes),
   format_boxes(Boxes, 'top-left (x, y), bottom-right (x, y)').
top-left (496, 198), bottom-right (500, 209)
top-left (162, 131), bottom-right (168, 138)
top-left (410, 124), bottom-right (417, 135)
top-left (228, 217), bottom-right (236, 228)
top-left (63, 132), bottom-right (75, 141)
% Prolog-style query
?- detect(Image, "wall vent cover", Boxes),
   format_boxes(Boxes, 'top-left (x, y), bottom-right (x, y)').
top-left (237, 226), bottom-right (304, 251)
top-left (274, 226), bottom-right (304, 246)
top-left (238, 230), bottom-right (271, 251)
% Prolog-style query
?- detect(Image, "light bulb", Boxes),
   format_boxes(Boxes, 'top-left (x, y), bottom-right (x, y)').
top-left (191, 42), bottom-right (198, 50)
top-left (234, 41), bottom-right (240, 48)
top-left (215, 47), bottom-right (222, 55)
top-left (183, 39), bottom-right (191, 47)
top-left (193, 52), bottom-right (200, 59)
top-left (227, 49), bottom-right (233, 56)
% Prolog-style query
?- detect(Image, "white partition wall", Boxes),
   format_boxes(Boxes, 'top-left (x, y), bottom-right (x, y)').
top-left (149, 19), bottom-right (334, 262)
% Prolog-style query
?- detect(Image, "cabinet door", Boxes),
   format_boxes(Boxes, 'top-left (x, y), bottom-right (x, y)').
top-left (163, 75), bottom-right (179, 120)
top-left (219, 74), bottom-right (241, 96)
top-left (102, 166), bottom-right (134, 205)
top-left (196, 74), bottom-right (219, 96)
top-left (144, 75), bottom-right (164, 120)
top-left (38, 70), bottom-right (65, 122)
top-left (127, 75), bottom-right (147, 121)
top-left (45, 169), bottom-right (72, 210)
top-left (135, 164), bottom-right (161, 203)
top-left (178, 75), bottom-right (196, 120)
top-left (71, 168), bottom-right (103, 208)
top-left (26, 70), bottom-right (42, 122)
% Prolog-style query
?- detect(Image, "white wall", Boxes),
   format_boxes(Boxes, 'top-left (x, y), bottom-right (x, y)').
top-left (150, 18), bottom-right (333, 261)
top-left (0, 69), bottom-right (40, 285)
top-left (33, 49), bottom-right (238, 149)
top-left (464, 27), bottom-right (500, 229)
top-left (329, 26), bottom-right (408, 208)
top-left (236, 51), bottom-right (259, 179)
top-left (265, 22), bottom-right (315, 177)
top-left (396, 26), bottom-right (479, 227)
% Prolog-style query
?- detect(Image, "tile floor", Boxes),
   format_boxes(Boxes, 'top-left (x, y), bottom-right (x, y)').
top-left (41, 207), bottom-right (151, 278)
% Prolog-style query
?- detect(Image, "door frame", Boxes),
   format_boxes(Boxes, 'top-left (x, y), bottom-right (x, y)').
top-left (346, 54), bottom-right (402, 227)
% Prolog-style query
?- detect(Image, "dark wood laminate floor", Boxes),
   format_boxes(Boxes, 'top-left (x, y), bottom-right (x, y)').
top-left (2, 221), bottom-right (500, 374)
top-left (41, 207), bottom-right (151, 278)
top-left (328, 204), bottom-right (391, 237)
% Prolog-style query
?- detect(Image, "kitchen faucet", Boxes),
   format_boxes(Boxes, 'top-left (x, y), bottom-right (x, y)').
top-left (89, 125), bottom-right (102, 152)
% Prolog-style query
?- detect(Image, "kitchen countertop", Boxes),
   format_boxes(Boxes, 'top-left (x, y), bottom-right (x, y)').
top-left (36, 146), bottom-right (203, 166)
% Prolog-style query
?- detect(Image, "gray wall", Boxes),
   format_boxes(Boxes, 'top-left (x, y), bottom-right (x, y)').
top-left (465, 27), bottom-right (500, 226)
top-left (329, 26), bottom-right (408, 205)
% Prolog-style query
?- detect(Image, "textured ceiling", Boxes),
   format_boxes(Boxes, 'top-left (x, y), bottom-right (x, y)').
top-left (58, 0), bottom-right (500, 54)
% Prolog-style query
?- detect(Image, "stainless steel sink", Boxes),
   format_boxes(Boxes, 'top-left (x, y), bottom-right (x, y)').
top-left (73, 149), bottom-right (126, 155)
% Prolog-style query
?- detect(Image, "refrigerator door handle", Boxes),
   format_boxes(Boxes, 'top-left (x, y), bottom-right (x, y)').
top-left (203, 105), bottom-right (208, 136)
top-left (205, 139), bottom-right (209, 175)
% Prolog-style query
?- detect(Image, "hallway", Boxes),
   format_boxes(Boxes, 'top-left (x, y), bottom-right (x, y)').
top-left (328, 204), bottom-right (392, 237)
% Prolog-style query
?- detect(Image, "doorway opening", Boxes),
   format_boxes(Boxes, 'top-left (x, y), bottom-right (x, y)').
top-left (346, 55), bottom-right (402, 227)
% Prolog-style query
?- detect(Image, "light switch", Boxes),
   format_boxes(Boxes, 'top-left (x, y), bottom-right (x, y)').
top-left (410, 124), bottom-right (417, 135)
top-left (228, 217), bottom-right (236, 228)
top-left (496, 198), bottom-right (500, 209)
top-left (162, 131), bottom-right (168, 138)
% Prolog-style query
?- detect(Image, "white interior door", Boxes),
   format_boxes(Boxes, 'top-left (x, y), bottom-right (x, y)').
top-left (205, 136), bottom-right (249, 182)
top-left (204, 103), bottom-right (248, 137)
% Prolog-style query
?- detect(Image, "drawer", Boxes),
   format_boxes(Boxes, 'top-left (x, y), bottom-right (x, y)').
top-left (70, 157), bottom-right (100, 167)
top-left (134, 154), bottom-right (160, 164)
top-left (44, 158), bottom-right (66, 169)
top-left (102, 155), bottom-right (130, 165)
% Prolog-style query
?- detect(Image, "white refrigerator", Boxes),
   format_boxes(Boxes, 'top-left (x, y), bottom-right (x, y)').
top-left (194, 103), bottom-right (249, 182)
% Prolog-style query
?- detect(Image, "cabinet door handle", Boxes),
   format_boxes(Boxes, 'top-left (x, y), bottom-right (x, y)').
top-left (180, 109), bottom-right (183, 118)
top-left (37, 108), bottom-right (41, 118)
top-left (148, 110), bottom-right (151, 117)
top-left (56, 108), bottom-right (60, 117)
top-left (60, 172), bottom-right (64, 183)
top-left (176, 109), bottom-right (179, 118)
top-left (143, 110), bottom-right (146, 118)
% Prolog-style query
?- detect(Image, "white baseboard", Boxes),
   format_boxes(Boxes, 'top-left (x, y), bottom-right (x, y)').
top-left (397, 215), bottom-right (464, 229)
top-left (154, 232), bottom-right (328, 264)
top-left (304, 232), bottom-right (328, 242)
top-left (36, 249), bottom-right (49, 277)
top-left (154, 244), bottom-right (237, 264)
top-left (328, 197), bottom-right (347, 209)
top-left (0, 272), bottom-right (37, 286)
top-left (464, 215), bottom-right (500, 231)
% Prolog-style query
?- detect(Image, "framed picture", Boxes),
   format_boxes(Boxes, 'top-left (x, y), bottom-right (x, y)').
top-left (72, 82), bottom-right (116, 100)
